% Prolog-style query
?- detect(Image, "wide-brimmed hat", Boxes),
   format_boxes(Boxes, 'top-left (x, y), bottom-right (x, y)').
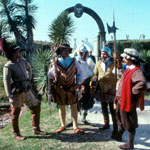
top-left (101, 46), bottom-right (112, 57)
top-left (9, 45), bottom-right (25, 53)
top-left (121, 48), bottom-right (139, 60)
top-left (56, 43), bottom-right (72, 55)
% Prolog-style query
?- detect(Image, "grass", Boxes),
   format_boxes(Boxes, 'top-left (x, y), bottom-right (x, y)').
top-left (0, 101), bottom-right (121, 150)
top-left (0, 56), bottom-right (7, 64)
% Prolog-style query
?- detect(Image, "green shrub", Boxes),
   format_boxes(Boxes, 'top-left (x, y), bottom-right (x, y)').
top-left (31, 49), bottom-right (53, 96)
top-left (116, 41), bottom-right (124, 56)
top-left (140, 50), bottom-right (150, 64)
top-left (131, 40), bottom-right (144, 52)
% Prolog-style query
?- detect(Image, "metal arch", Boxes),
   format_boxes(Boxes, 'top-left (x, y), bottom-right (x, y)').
top-left (64, 6), bottom-right (106, 41)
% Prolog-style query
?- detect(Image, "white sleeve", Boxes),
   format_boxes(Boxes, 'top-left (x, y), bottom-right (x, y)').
top-left (75, 60), bottom-right (82, 84)
top-left (86, 57), bottom-right (95, 70)
top-left (112, 68), bottom-right (122, 76)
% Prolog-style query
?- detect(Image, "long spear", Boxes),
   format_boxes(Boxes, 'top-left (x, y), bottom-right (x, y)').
top-left (47, 43), bottom-right (58, 113)
top-left (107, 11), bottom-right (118, 85)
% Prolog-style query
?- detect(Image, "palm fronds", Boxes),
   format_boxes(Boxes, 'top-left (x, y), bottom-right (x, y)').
top-left (140, 50), bottom-right (150, 64)
top-left (31, 48), bottom-right (53, 95)
top-left (48, 11), bottom-right (75, 45)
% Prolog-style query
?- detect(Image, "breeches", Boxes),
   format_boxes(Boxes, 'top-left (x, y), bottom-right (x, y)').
top-left (11, 90), bottom-right (39, 108)
top-left (120, 107), bottom-right (138, 130)
top-left (53, 85), bottom-right (77, 105)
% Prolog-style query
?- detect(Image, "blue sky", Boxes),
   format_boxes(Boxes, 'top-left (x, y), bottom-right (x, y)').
top-left (34, 0), bottom-right (150, 46)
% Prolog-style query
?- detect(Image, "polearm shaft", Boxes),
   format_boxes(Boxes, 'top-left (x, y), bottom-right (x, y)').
top-left (113, 31), bottom-right (118, 87)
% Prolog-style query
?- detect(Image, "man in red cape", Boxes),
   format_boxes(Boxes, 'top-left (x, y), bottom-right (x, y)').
top-left (115, 48), bottom-right (147, 149)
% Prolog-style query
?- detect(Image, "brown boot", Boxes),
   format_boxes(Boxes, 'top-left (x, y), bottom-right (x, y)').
top-left (116, 127), bottom-right (125, 141)
top-left (11, 107), bottom-right (26, 140)
top-left (99, 102), bottom-right (110, 130)
top-left (30, 105), bottom-right (47, 135)
top-left (98, 124), bottom-right (110, 130)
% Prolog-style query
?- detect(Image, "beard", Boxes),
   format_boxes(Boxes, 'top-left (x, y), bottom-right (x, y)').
top-left (101, 57), bottom-right (108, 63)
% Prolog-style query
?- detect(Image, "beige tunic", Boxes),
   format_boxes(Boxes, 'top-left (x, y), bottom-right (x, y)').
top-left (91, 60), bottom-right (116, 102)
top-left (3, 58), bottom-right (39, 108)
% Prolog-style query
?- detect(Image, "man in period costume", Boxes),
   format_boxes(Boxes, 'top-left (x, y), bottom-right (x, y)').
top-left (76, 46), bottom-right (95, 124)
top-left (90, 46), bottom-right (122, 139)
top-left (47, 43), bottom-right (84, 134)
top-left (66, 45), bottom-right (95, 126)
top-left (2, 39), bottom-right (47, 140)
top-left (88, 49), bottom-right (96, 63)
top-left (114, 48), bottom-right (146, 149)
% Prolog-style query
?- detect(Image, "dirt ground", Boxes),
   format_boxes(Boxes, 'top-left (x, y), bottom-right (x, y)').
top-left (80, 100), bottom-right (150, 150)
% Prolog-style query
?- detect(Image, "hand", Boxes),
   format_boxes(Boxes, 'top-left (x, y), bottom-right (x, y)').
top-left (113, 103), bottom-right (117, 109)
top-left (115, 58), bottom-right (122, 69)
top-left (53, 72), bottom-right (57, 81)
top-left (74, 84), bottom-right (80, 89)
top-left (113, 52), bottom-right (119, 59)
top-left (9, 98), bottom-right (14, 104)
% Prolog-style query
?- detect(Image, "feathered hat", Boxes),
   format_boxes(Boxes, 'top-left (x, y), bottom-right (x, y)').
top-left (0, 37), bottom-right (24, 59)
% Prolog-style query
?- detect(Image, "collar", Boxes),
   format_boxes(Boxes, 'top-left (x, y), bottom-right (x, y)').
top-left (126, 64), bottom-right (136, 70)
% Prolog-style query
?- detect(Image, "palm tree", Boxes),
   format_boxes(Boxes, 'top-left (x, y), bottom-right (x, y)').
top-left (15, 0), bottom-right (38, 52)
top-left (0, 20), bottom-right (10, 39)
top-left (0, 0), bottom-right (37, 53)
top-left (48, 11), bottom-right (75, 45)
top-left (0, 0), bottom-right (26, 46)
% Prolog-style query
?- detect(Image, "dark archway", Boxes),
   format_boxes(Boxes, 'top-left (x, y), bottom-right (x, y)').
top-left (64, 3), bottom-right (106, 59)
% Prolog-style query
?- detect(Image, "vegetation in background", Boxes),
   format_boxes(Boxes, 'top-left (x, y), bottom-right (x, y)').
top-left (131, 40), bottom-right (144, 52)
top-left (139, 50), bottom-right (150, 64)
top-left (0, 20), bottom-right (10, 39)
top-left (31, 48), bottom-right (53, 96)
top-left (0, 0), bottom-right (38, 52)
top-left (48, 11), bottom-right (75, 45)
top-left (116, 40), bottom-right (124, 56)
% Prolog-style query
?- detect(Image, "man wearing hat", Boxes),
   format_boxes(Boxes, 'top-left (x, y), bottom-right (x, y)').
top-left (2, 39), bottom-right (47, 140)
top-left (48, 43), bottom-right (84, 134)
top-left (115, 48), bottom-right (146, 149)
top-left (90, 46), bottom-right (121, 139)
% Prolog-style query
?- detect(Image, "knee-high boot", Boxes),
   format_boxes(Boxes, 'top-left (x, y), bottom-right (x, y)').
top-left (11, 107), bottom-right (26, 140)
top-left (109, 102), bottom-right (118, 139)
top-left (128, 129), bottom-right (135, 148)
top-left (99, 102), bottom-right (109, 130)
top-left (117, 125), bottom-right (125, 141)
top-left (30, 105), bottom-right (47, 135)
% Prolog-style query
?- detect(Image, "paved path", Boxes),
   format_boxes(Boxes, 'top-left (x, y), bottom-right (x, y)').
top-left (79, 100), bottom-right (150, 150)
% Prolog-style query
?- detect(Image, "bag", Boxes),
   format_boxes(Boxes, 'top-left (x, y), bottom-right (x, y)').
top-left (79, 96), bottom-right (95, 110)
top-left (140, 62), bottom-right (150, 81)
top-left (90, 77), bottom-right (101, 101)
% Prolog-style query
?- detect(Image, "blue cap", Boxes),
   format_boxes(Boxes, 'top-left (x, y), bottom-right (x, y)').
top-left (101, 46), bottom-right (112, 57)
